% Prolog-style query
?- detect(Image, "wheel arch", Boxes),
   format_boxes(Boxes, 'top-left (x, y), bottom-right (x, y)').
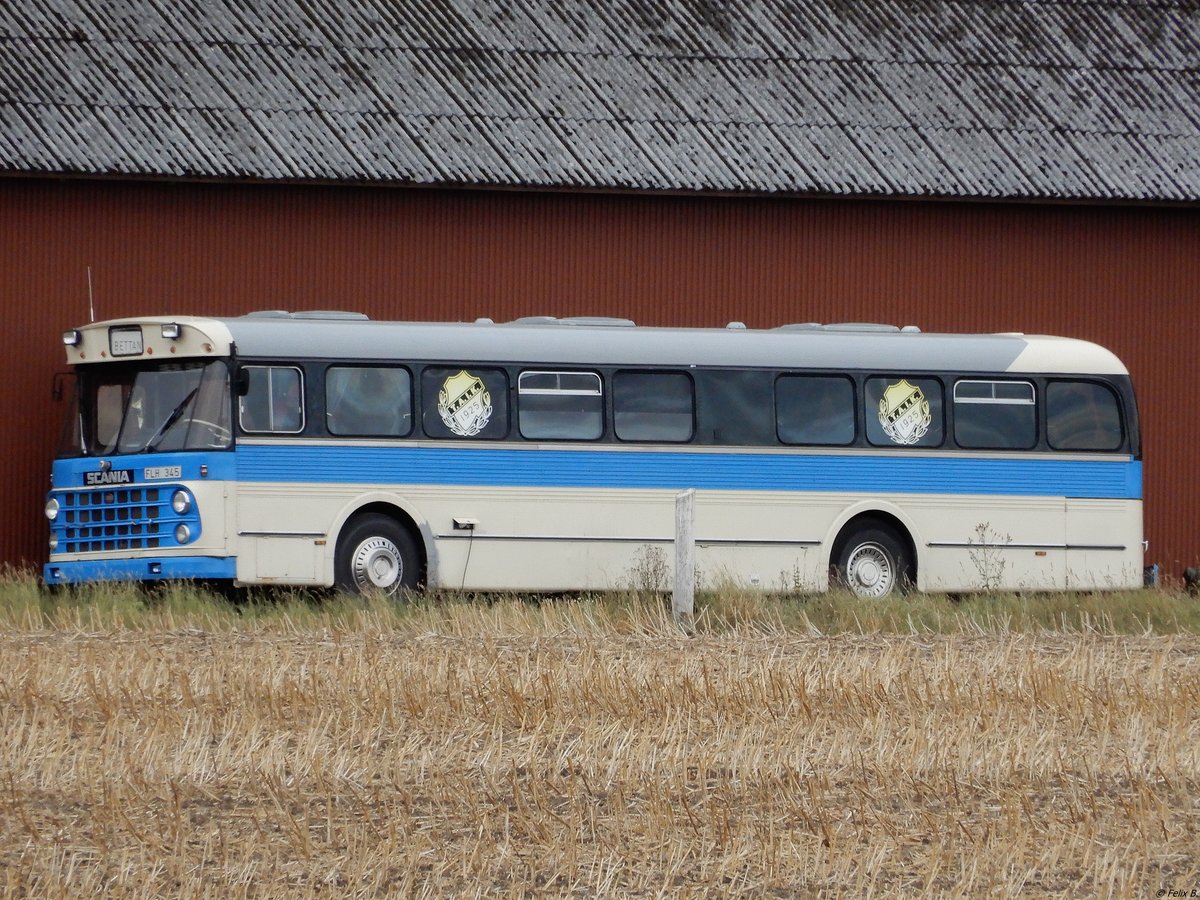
top-left (326, 493), bottom-right (433, 587)
top-left (824, 503), bottom-right (922, 589)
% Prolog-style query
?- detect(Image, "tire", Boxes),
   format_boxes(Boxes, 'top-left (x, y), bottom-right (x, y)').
top-left (334, 514), bottom-right (421, 598)
top-left (834, 524), bottom-right (913, 599)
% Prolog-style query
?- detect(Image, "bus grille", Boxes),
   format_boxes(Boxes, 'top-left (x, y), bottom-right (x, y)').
top-left (56, 487), bottom-right (176, 553)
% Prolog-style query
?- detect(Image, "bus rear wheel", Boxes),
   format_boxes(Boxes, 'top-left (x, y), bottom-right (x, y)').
top-left (335, 514), bottom-right (420, 598)
top-left (834, 525), bottom-right (912, 599)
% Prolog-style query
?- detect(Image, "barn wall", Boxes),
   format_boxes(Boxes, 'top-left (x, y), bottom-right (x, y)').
top-left (2, 179), bottom-right (1195, 575)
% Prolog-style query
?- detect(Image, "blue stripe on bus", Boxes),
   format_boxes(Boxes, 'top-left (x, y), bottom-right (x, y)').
top-left (235, 445), bottom-right (1142, 499)
top-left (51, 451), bottom-right (238, 486)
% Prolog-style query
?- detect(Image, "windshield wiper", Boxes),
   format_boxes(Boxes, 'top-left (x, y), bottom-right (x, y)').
top-left (140, 387), bottom-right (200, 453)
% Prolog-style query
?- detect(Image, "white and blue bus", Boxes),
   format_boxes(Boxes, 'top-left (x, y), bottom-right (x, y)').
top-left (44, 312), bottom-right (1143, 598)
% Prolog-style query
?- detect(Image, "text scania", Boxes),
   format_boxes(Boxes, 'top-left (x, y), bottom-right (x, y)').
top-left (84, 470), bottom-right (132, 486)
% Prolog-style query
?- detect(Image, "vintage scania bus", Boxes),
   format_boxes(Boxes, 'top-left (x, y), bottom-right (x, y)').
top-left (43, 312), bottom-right (1143, 597)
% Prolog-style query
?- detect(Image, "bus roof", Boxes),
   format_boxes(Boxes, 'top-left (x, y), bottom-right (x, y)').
top-left (64, 314), bottom-right (1130, 376)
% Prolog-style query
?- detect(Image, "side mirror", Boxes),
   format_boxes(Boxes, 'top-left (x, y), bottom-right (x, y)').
top-left (235, 368), bottom-right (251, 397)
top-left (51, 371), bottom-right (74, 401)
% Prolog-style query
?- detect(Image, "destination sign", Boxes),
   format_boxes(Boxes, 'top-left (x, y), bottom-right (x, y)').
top-left (109, 327), bottom-right (144, 357)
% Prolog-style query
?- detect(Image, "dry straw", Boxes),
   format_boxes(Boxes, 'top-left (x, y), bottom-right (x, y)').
top-left (0, 575), bottom-right (1198, 896)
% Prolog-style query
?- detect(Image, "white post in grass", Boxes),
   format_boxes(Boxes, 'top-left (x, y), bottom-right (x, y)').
top-left (674, 489), bottom-right (695, 631)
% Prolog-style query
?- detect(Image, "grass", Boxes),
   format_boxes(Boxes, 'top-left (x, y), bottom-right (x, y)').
top-left (4, 570), bottom-right (1200, 638)
top-left (1, 571), bottom-right (1198, 895)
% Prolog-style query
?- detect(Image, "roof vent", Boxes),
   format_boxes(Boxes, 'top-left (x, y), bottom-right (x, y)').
top-left (819, 323), bottom-right (901, 333)
top-left (559, 316), bottom-right (635, 327)
top-left (509, 316), bottom-right (560, 325)
top-left (726, 321), bottom-right (747, 330)
top-left (774, 322), bottom-right (919, 334)
top-left (509, 316), bottom-right (636, 327)
top-left (288, 310), bottom-right (370, 320)
top-left (242, 310), bottom-right (369, 320)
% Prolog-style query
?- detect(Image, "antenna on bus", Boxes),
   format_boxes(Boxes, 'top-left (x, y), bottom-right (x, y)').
top-left (86, 267), bottom-right (95, 323)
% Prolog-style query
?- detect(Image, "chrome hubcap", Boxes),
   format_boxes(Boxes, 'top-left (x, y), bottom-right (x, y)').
top-left (845, 542), bottom-right (894, 598)
top-left (351, 536), bottom-right (403, 593)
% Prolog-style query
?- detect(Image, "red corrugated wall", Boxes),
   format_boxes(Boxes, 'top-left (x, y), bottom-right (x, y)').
top-left (2, 179), bottom-right (1195, 576)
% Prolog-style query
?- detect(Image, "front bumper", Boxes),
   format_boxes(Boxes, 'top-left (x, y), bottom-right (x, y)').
top-left (43, 555), bottom-right (237, 584)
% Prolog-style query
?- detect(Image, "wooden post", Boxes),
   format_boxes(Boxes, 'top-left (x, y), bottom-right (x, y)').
top-left (674, 489), bottom-right (695, 631)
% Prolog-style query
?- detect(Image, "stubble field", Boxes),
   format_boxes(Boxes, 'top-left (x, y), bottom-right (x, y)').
top-left (1, 580), bottom-right (1198, 897)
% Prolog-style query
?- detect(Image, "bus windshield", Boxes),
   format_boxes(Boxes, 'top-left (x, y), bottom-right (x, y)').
top-left (78, 360), bottom-right (232, 455)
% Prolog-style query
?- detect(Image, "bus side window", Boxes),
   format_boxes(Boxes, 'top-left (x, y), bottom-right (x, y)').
top-left (326, 366), bottom-right (412, 437)
top-left (518, 371), bottom-right (603, 440)
top-left (864, 377), bottom-right (944, 448)
top-left (953, 380), bottom-right (1036, 450)
top-left (613, 371), bottom-right (694, 442)
top-left (239, 366), bottom-right (304, 434)
top-left (695, 369), bottom-right (776, 445)
top-left (421, 367), bottom-right (509, 440)
top-left (1046, 381), bottom-right (1122, 451)
top-left (775, 375), bottom-right (855, 445)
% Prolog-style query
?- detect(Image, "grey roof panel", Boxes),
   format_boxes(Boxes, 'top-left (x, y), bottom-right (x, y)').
top-left (991, 128), bottom-right (1099, 199)
top-left (548, 117), bottom-right (671, 190)
top-left (1, 0), bottom-right (85, 40)
top-left (871, 62), bottom-right (981, 131)
top-left (360, 48), bottom-right (468, 117)
top-left (415, 113), bottom-right (526, 185)
top-left (203, 314), bottom-right (1122, 378)
top-left (773, 124), bottom-right (893, 196)
top-left (761, 1), bottom-right (855, 63)
top-left (701, 121), bottom-right (815, 193)
top-left (0, 102), bottom-right (55, 171)
top-left (949, 128), bottom-right (1037, 199)
top-left (1, 0), bottom-right (1198, 201)
top-left (724, 58), bottom-right (840, 128)
top-left (1109, 132), bottom-right (1194, 202)
top-left (949, 63), bottom-right (1057, 133)
top-left (856, 125), bottom-right (961, 197)
top-left (0, 38), bottom-right (76, 105)
top-left (552, 53), bottom-right (650, 121)
top-left (802, 60), bottom-right (910, 130)
top-left (459, 0), bottom-right (556, 54)
top-left (146, 0), bottom-right (258, 47)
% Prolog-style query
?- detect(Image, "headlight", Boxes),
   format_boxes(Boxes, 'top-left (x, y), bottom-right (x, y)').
top-left (45, 498), bottom-right (59, 521)
top-left (171, 490), bottom-right (192, 515)
top-left (175, 524), bottom-right (191, 544)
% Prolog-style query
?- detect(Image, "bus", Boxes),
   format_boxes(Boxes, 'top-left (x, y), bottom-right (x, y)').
top-left (43, 312), bottom-right (1143, 598)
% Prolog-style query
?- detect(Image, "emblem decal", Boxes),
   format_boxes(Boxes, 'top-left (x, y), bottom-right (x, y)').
top-left (878, 379), bottom-right (931, 445)
top-left (438, 370), bottom-right (493, 437)
top-left (85, 469), bottom-right (133, 486)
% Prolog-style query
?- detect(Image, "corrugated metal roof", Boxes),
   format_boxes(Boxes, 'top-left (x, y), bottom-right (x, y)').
top-left (1, 0), bottom-right (1198, 201)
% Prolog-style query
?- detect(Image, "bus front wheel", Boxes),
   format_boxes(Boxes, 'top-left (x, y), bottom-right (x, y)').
top-left (834, 524), bottom-right (912, 599)
top-left (335, 514), bottom-right (420, 598)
